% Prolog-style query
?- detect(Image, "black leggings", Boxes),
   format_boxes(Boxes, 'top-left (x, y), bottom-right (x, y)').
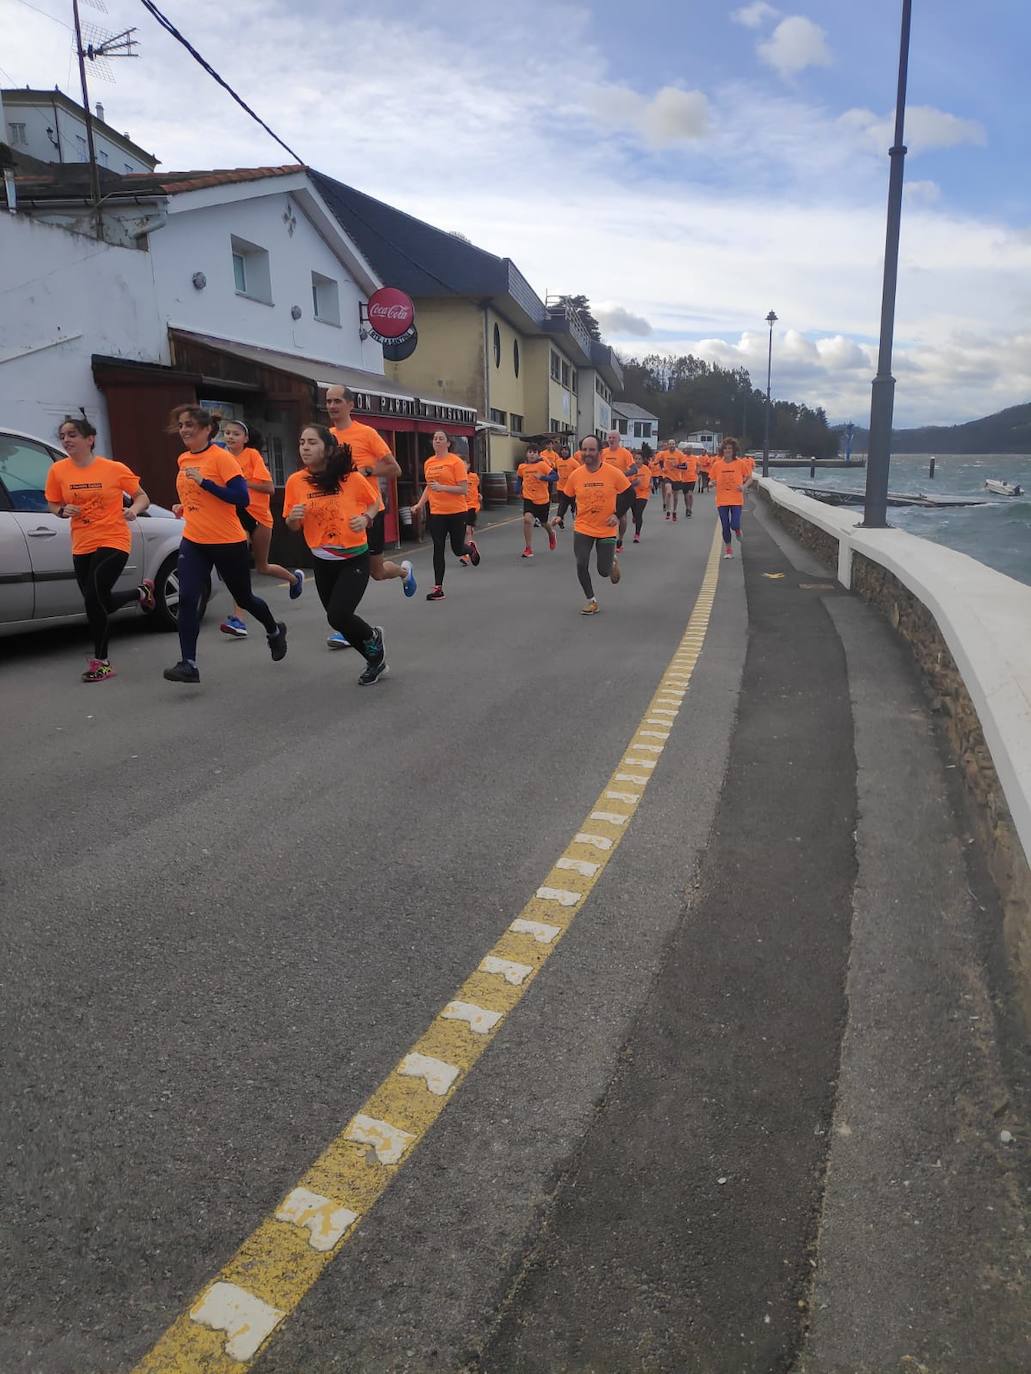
top-left (73, 547), bottom-right (137, 659)
top-left (428, 512), bottom-right (470, 585)
top-left (631, 497), bottom-right (648, 535)
top-left (313, 556), bottom-right (376, 659)
top-left (555, 490), bottom-right (575, 520)
top-left (177, 538), bottom-right (277, 663)
top-left (574, 532), bottom-right (616, 600)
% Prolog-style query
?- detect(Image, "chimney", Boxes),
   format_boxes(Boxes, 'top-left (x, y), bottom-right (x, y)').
top-left (96, 102), bottom-right (104, 123)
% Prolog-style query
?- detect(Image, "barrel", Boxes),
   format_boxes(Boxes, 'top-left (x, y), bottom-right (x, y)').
top-left (504, 470), bottom-right (519, 501)
top-left (482, 472), bottom-right (508, 508)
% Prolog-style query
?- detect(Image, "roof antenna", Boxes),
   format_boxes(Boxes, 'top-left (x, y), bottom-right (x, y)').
top-left (70, 0), bottom-right (139, 239)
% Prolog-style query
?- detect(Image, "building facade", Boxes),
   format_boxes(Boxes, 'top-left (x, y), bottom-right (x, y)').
top-left (1, 87), bottom-right (157, 174)
top-left (612, 400), bottom-right (660, 447)
top-left (577, 341), bottom-right (623, 441)
top-left (686, 429), bottom-right (723, 453)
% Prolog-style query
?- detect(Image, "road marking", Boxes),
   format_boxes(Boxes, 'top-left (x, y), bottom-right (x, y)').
top-left (131, 523), bottom-right (724, 1373)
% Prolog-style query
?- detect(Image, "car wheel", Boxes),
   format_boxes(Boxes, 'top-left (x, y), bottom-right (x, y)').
top-left (152, 554), bottom-right (209, 630)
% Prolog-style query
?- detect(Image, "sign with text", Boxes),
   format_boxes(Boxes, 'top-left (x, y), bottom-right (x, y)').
top-left (366, 287), bottom-right (416, 343)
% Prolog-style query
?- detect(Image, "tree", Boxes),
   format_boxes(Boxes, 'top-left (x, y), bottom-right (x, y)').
top-left (555, 294), bottom-right (601, 341)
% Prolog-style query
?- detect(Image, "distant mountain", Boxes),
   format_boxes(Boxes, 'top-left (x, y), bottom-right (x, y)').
top-left (841, 402), bottom-right (1031, 454)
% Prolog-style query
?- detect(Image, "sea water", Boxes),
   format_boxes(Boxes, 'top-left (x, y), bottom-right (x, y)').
top-left (789, 454), bottom-right (1031, 588)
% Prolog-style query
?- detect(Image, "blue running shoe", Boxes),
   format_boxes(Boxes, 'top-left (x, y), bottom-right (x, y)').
top-left (220, 615), bottom-right (247, 638)
top-left (401, 559), bottom-right (417, 598)
top-left (289, 569), bottom-right (305, 600)
top-left (327, 631), bottom-right (351, 650)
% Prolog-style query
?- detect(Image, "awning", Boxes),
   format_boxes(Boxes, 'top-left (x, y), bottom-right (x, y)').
top-left (168, 329), bottom-right (478, 426)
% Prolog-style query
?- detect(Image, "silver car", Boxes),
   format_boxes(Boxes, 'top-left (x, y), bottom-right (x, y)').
top-left (0, 428), bottom-right (210, 637)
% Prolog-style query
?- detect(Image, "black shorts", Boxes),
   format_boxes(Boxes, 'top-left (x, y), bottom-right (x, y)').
top-left (684, 480), bottom-right (696, 492)
top-left (466, 508), bottom-right (478, 527)
top-left (238, 508), bottom-right (258, 535)
top-left (523, 498), bottom-right (551, 523)
top-left (367, 508), bottom-right (386, 557)
top-left (667, 478), bottom-right (683, 490)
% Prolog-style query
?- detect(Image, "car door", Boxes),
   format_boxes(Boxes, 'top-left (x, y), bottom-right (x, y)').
top-left (0, 434), bottom-right (81, 618)
top-left (0, 510), bottom-right (33, 624)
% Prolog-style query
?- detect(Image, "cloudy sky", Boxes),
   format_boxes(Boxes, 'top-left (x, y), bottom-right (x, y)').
top-left (5, 0), bottom-right (1029, 425)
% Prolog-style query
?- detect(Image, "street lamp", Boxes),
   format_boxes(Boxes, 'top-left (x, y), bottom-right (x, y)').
top-left (863, 0), bottom-right (913, 528)
top-left (762, 310), bottom-right (777, 478)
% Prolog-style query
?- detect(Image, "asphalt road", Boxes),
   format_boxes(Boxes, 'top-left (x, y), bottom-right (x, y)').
top-left (1, 499), bottom-right (1027, 1373)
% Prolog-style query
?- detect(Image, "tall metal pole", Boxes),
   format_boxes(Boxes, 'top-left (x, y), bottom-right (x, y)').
top-left (762, 310), bottom-right (777, 478)
top-left (71, 0), bottom-right (102, 239)
top-left (863, 0), bottom-right (913, 527)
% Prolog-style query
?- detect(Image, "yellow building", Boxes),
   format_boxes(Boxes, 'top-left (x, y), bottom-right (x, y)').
top-left (313, 174), bottom-right (622, 471)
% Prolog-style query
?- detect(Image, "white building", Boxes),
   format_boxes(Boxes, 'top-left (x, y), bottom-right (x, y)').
top-left (576, 340), bottom-right (623, 442)
top-left (1, 87), bottom-right (157, 174)
top-left (611, 400), bottom-right (659, 447)
top-left (686, 429), bottom-right (723, 453)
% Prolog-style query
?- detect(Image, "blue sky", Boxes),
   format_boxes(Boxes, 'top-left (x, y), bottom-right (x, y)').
top-left (5, 0), bottom-right (1029, 425)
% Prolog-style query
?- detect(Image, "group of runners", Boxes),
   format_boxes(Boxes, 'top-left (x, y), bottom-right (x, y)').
top-left (43, 402), bottom-right (754, 683)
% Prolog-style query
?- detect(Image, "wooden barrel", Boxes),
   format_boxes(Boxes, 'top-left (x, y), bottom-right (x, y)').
top-left (482, 472), bottom-right (508, 508)
top-left (504, 470), bottom-right (519, 502)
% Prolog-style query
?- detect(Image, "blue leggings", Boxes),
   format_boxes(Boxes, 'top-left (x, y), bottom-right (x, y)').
top-left (718, 504), bottom-right (742, 545)
top-left (177, 538), bottom-right (277, 662)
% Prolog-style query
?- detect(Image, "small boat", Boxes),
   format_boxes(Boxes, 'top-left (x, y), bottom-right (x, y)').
top-left (985, 479), bottom-right (1024, 496)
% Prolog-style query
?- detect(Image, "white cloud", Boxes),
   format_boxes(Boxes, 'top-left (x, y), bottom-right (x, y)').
top-left (594, 305), bottom-right (653, 338)
top-left (758, 16), bottom-right (832, 78)
top-left (587, 84), bottom-right (709, 147)
top-left (841, 105), bottom-right (986, 155)
top-left (732, 2), bottom-right (779, 28)
top-left (905, 180), bottom-right (942, 205)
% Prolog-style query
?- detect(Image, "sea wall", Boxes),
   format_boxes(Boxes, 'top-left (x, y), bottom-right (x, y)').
top-left (756, 478), bottom-right (1031, 1027)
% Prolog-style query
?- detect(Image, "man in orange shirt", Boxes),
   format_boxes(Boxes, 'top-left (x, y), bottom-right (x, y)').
top-left (709, 437), bottom-right (753, 559)
top-left (517, 443), bottom-right (559, 558)
top-left (602, 432), bottom-right (637, 549)
top-left (540, 437), bottom-right (562, 471)
top-left (560, 435), bottom-right (634, 614)
top-left (553, 443), bottom-right (581, 529)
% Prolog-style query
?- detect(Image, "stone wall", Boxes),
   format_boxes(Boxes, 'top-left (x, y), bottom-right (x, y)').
top-left (756, 487), bottom-right (838, 570)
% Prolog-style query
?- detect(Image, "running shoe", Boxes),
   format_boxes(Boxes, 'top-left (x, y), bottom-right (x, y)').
top-left (289, 569), bottom-right (305, 600)
top-left (521, 548), bottom-right (534, 559)
top-left (610, 558), bottom-right (622, 585)
top-left (82, 658), bottom-right (114, 683)
top-left (633, 534), bottom-right (641, 544)
top-left (358, 627), bottom-right (388, 686)
top-left (547, 527), bottom-right (557, 551)
top-left (459, 555), bottom-right (470, 566)
top-left (734, 528), bottom-right (742, 540)
top-left (580, 599), bottom-right (600, 615)
top-left (556, 519), bottom-right (566, 530)
top-left (220, 615), bottom-right (248, 638)
top-left (467, 540), bottom-right (481, 567)
top-left (672, 513), bottom-right (678, 523)
top-left (686, 509), bottom-right (693, 518)
top-left (163, 660), bottom-right (200, 683)
top-left (267, 622), bottom-right (288, 661)
top-left (138, 579), bottom-right (156, 613)
top-left (327, 631), bottom-right (351, 649)
top-left (426, 586), bottom-right (445, 600)
top-left (665, 511), bottom-right (671, 521)
top-left (616, 540), bottom-right (623, 552)
top-left (401, 560), bottom-right (417, 597)
top-left (724, 548), bottom-right (734, 559)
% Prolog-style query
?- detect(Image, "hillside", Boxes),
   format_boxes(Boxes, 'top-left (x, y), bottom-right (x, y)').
top-left (843, 402), bottom-right (1031, 454)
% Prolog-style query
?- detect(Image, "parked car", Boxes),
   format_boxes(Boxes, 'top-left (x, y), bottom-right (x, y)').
top-left (0, 428), bottom-right (211, 637)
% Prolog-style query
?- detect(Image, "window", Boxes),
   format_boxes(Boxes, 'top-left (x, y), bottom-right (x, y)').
top-left (0, 435), bottom-right (56, 512)
top-left (513, 338), bottom-right (520, 377)
top-left (230, 235), bottom-right (272, 304)
top-left (124, 162), bottom-right (134, 173)
top-left (268, 434), bottom-right (286, 487)
top-left (550, 416), bottom-right (562, 433)
top-left (311, 271), bottom-right (340, 326)
top-left (493, 323), bottom-right (501, 369)
top-left (76, 134), bottom-right (87, 159)
top-left (490, 408), bottom-right (507, 426)
top-left (617, 419), bottom-right (628, 435)
top-left (571, 370), bottom-right (578, 395)
top-left (550, 350), bottom-right (561, 382)
top-left (633, 421), bottom-right (645, 438)
top-left (510, 413), bottom-right (524, 434)
top-left (98, 149), bottom-right (109, 167)
top-left (560, 361), bottom-right (570, 388)
top-left (9, 122), bottom-right (27, 147)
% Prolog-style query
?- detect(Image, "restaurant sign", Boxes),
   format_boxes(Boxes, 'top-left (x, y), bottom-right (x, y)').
top-left (365, 287), bottom-right (417, 359)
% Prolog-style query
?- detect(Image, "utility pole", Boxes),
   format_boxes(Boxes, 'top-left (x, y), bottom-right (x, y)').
top-left (71, 0), bottom-right (103, 239)
top-left (863, 0), bottom-right (913, 527)
top-left (762, 310), bottom-right (777, 478)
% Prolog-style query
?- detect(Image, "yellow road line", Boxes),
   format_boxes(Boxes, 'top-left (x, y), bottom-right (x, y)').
top-left (132, 524), bottom-right (724, 1372)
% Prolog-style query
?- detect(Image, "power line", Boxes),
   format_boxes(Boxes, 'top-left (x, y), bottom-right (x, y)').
top-left (135, 0), bottom-right (303, 164)
top-left (11, 0), bottom-right (73, 30)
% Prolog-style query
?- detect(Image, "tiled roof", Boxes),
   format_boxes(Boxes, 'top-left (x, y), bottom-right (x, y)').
top-left (7, 161), bottom-right (303, 200)
top-left (612, 400), bottom-right (660, 422)
top-left (119, 165), bottom-right (303, 194)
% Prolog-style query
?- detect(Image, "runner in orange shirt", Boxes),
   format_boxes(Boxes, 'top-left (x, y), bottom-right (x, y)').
top-left (540, 437), bottom-right (562, 472)
top-left (219, 420), bottom-right (303, 639)
top-left (709, 437), bottom-right (752, 559)
top-left (660, 439), bottom-right (681, 520)
top-left (630, 456), bottom-right (653, 544)
top-left (458, 454), bottom-right (482, 567)
top-left (412, 430), bottom-right (475, 600)
top-left (284, 424), bottom-right (388, 684)
top-left (560, 435), bottom-right (634, 614)
top-left (698, 452), bottom-right (713, 494)
top-left (517, 442), bottom-right (559, 558)
top-left (45, 415), bottom-right (155, 682)
top-left (602, 431), bottom-right (637, 549)
top-left (553, 443), bottom-right (581, 529)
top-left (164, 405), bottom-right (287, 683)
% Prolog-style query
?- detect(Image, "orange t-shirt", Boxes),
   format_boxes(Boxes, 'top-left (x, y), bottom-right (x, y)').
top-left (562, 462), bottom-right (631, 538)
top-left (710, 457), bottom-right (750, 507)
top-left (518, 459), bottom-right (553, 506)
top-left (423, 454), bottom-right (469, 515)
top-left (331, 421), bottom-right (392, 513)
top-left (283, 468), bottom-right (379, 557)
top-left (235, 446), bottom-right (273, 528)
top-left (743, 456), bottom-right (756, 477)
top-left (634, 464), bottom-right (653, 499)
top-left (176, 447), bottom-right (248, 544)
top-left (602, 445), bottom-right (634, 473)
top-left (555, 454), bottom-right (582, 483)
top-left (465, 470), bottom-right (481, 511)
top-left (44, 455), bottom-right (140, 555)
top-left (540, 448), bottom-right (561, 470)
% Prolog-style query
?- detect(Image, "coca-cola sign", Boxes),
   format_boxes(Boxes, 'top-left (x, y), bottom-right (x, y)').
top-left (366, 287), bottom-right (416, 341)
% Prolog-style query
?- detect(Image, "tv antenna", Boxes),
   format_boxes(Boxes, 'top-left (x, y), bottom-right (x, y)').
top-left (70, 0), bottom-right (140, 234)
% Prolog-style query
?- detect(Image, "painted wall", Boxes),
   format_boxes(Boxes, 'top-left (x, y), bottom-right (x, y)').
top-left (0, 214), bottom-right (164, 451)
top-left (577, 369), bottom-right (614, 441)
top-left (386, 297), bottom-right (484, 410)
top-left (2, 96), bottom-right (154, 173)
top-left (151, 192), bottom-right (384, 372)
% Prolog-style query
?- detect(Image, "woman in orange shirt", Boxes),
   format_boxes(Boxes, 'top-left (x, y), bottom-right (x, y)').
top-left (458, 454), bottom-right (483, 568)
top-left (412, 430), bottom-right (473, 601)
top-left (45, 415), bottom-right (154, 682)
top-left (709, 437), bottom-right (752, 559)
top-left (164, 405), bottom-right (287, 684)
top-left (630, 459), bottom-right (652, 543)
top-left (284, 425), bottom-right (387, 684)
top-left (219, 420), bottom-right (304, 639)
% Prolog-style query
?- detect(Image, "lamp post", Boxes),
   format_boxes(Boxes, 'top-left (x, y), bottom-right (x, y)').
top-left (863, 0), bottom-right (913, 528)
top-left (762, 310), bottom-right (777, 478)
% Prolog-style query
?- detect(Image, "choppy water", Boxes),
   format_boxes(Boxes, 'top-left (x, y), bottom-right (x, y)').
top-left (787, 454), bottom-right (1031, 588)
